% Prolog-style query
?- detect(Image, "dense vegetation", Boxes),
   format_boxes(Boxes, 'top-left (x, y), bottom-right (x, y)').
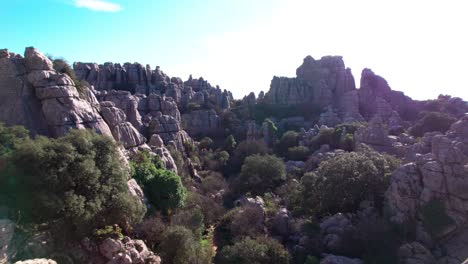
top-left (1, 86), bottom-right (463, 264)
top-left (0, 128), bottom-right (145, 238)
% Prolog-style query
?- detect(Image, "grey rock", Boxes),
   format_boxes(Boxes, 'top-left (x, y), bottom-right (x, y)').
top-left (398, 242), bottom-right (436, 264)
top-left (320, 254), bottom-right (363, 264)
top-left (14, 260), bottom-right (57, 264)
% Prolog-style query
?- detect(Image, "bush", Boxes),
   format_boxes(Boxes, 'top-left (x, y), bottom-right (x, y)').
top-left (199, 137), bottom-right (214, 150)
top-left (145, 169), bottom-right (187, 213)
top-left (287, 146), bottom-right (310, 161)
top-left (0, 123), bottom-right (28, 157)
top-left (135, 215), bottom-right (167, 250)
top-left (158, 226), bottom-right (197, 264)
top-left (216, 236), bottom-right (290, 264)
top-left (308, 123), bottom-right (363, 151)
top-left (171, 207), bottom-right (205, 238)
top-left (339, 216), bottom-right (400, 264)
top-left (158, 225), bottom-right (213, 264)
top-left (236, 154), bottom-right (286, 195)
top-left (227, 140), bottom-right (268, 173)
top-left (420, 199), bottom-right (454, 236)
top-left (409, 112), bottom-right (457, 137)
top-left (185, 192), bottom-right (225, 226)
top-left (131, 151), bottom-right (186, 213)
top-left (2, 129), bottom-right (146, 236)
top-left (52, 58), bottom-right (86, 96)
top-left (200, 172), bottom-right (228, 195)
top-left (93, 225), bottom-right (124, 241)
top-left (224, 135), bottom-right (237, 153)
top-left (300, 149), bottom-right (399, 215)
top-left (229, 205), bottom-right (265, 238)
top-left (276, 131), bottom-right (299, 156)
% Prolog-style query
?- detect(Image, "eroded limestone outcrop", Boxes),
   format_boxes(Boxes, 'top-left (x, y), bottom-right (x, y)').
top-left (385, 115), bottom-right (468, 263)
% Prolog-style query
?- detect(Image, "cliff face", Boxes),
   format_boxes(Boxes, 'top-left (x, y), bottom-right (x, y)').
top-left (263, 56), bottom-right (362, 122)
top-left (74, 62), bottom-right (233, 111)
top-left (0, 48), bottom-right (112, 137)
top-left (261, 55), bottom-right (424, 125)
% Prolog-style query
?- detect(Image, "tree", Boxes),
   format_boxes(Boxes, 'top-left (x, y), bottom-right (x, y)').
top-left (228, 140), bottom-right (268, 173)
top-left (199, 137), bottom-right (214, 150)
top-left (224, 135), bottom-right (237, 153)
top-left (0, 123), bottom-right (28, 157)
top-left (216, 237), bottom-right (290, 264)
top-left (158, 226), bottom-right (197, 264)
top-left (287, 146), bottom-right (310, 161)
top-left (300, 149), bottom-right (399, 215)
top-left (131, 150), bottom-right (186, 213)
top-left (409, 112), bottom-right (457, 137)
top-left (276, 131), bottom-right (299, 156)
top-left (2, 129), bottom-right (146, 236)
top-left (236, 154), bottom-right (286, 195)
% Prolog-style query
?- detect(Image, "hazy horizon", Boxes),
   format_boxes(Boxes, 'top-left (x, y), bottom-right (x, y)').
top-left (2, 0), bottom-right (467, 100)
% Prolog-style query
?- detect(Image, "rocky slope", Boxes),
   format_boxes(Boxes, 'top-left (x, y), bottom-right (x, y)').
top-left (1, 46), bottom-right (468, 264)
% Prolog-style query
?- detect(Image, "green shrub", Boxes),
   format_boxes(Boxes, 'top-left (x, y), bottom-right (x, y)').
top-left (200, 172), bottom-right (228, 195)
top-left (420, 199), bottom-right (454, 236)
top-left (287, 146), bottom-right (310, 161)
top-left (158, 226), bottom-right (197, 264)
top-left (309, 123), bottom-right (363, 151)
top-left (131, 150), bottom-right (186, 213)
top-left (94, 225), bottom-right (124, 240)
top-left (216, 236), bottom-right (290, 264)
top-left (276, 131), bottom-right (299, 156)
top-left (224, 135), bottom-right (237, 153)
top-left (145, 169), bottom-right (187, 213)
top-left (52, 58), bottom-right (86, 96)
top-left (409, 112), bottom-right (457, 137)
top-left (305, 256), bottom-right (319, 264)
top-left (171, 207), bottom-right (205, 239)
top-left (199, 137), bottom-right (214, 150)
top-left (3, 129), bottom-right (146, 236)
top-left (0, 123), bottom-right (28, 157)
top-left (300, 149), bottom-right (399, 215)
top-left (236, 154), bottom-right (286, 195)
top-left (227, 140), bottom-right (268, 173)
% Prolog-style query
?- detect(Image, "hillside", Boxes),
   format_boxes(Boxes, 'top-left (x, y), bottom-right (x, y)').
top-left (1, 47), bottom-right (467, 264)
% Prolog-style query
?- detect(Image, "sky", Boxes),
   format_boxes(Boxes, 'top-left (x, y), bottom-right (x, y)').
top-left (2, 0), bottom-right (467, 100)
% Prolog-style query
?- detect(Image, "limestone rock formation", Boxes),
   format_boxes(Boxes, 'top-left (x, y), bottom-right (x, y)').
top-left (182, 109), bottom-right (221, 135)
top-left (320, 255), bottom-right (363, 264)
top-left (100, 101), bottom-right (146, 148)
top-left (147, 112), bottom-right (191, 150)
top-left (96, 90), bottom-right (143, 131)
top-left (74, 63), bottom-right (233, 111)
top-left (358, 68), bottom-right (418, 121)
top-left (0, 48), bottom-right (112, 137)
top-left (92, 237), bottom-right (161, 264)
top-left (354, 115), bottom-right (395, 153)
top-left (385, 115), bottom-right (468, 262)
top-left (148, 134), bottom-right (178, 173)
top-left (263, 56), bottom-right (363, 123)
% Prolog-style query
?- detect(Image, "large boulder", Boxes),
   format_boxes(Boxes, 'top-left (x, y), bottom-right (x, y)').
top-left (0, 47), bottom-right (113, 138)
top-left (0, 49), bottom-right (50, 135)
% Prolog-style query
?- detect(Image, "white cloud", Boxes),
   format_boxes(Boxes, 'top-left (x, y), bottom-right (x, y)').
top-left (74, 0), bottom-right (122, 12)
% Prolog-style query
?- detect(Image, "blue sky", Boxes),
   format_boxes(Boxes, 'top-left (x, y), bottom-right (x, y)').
top-left (2, 0), bottom-right (467, 100)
